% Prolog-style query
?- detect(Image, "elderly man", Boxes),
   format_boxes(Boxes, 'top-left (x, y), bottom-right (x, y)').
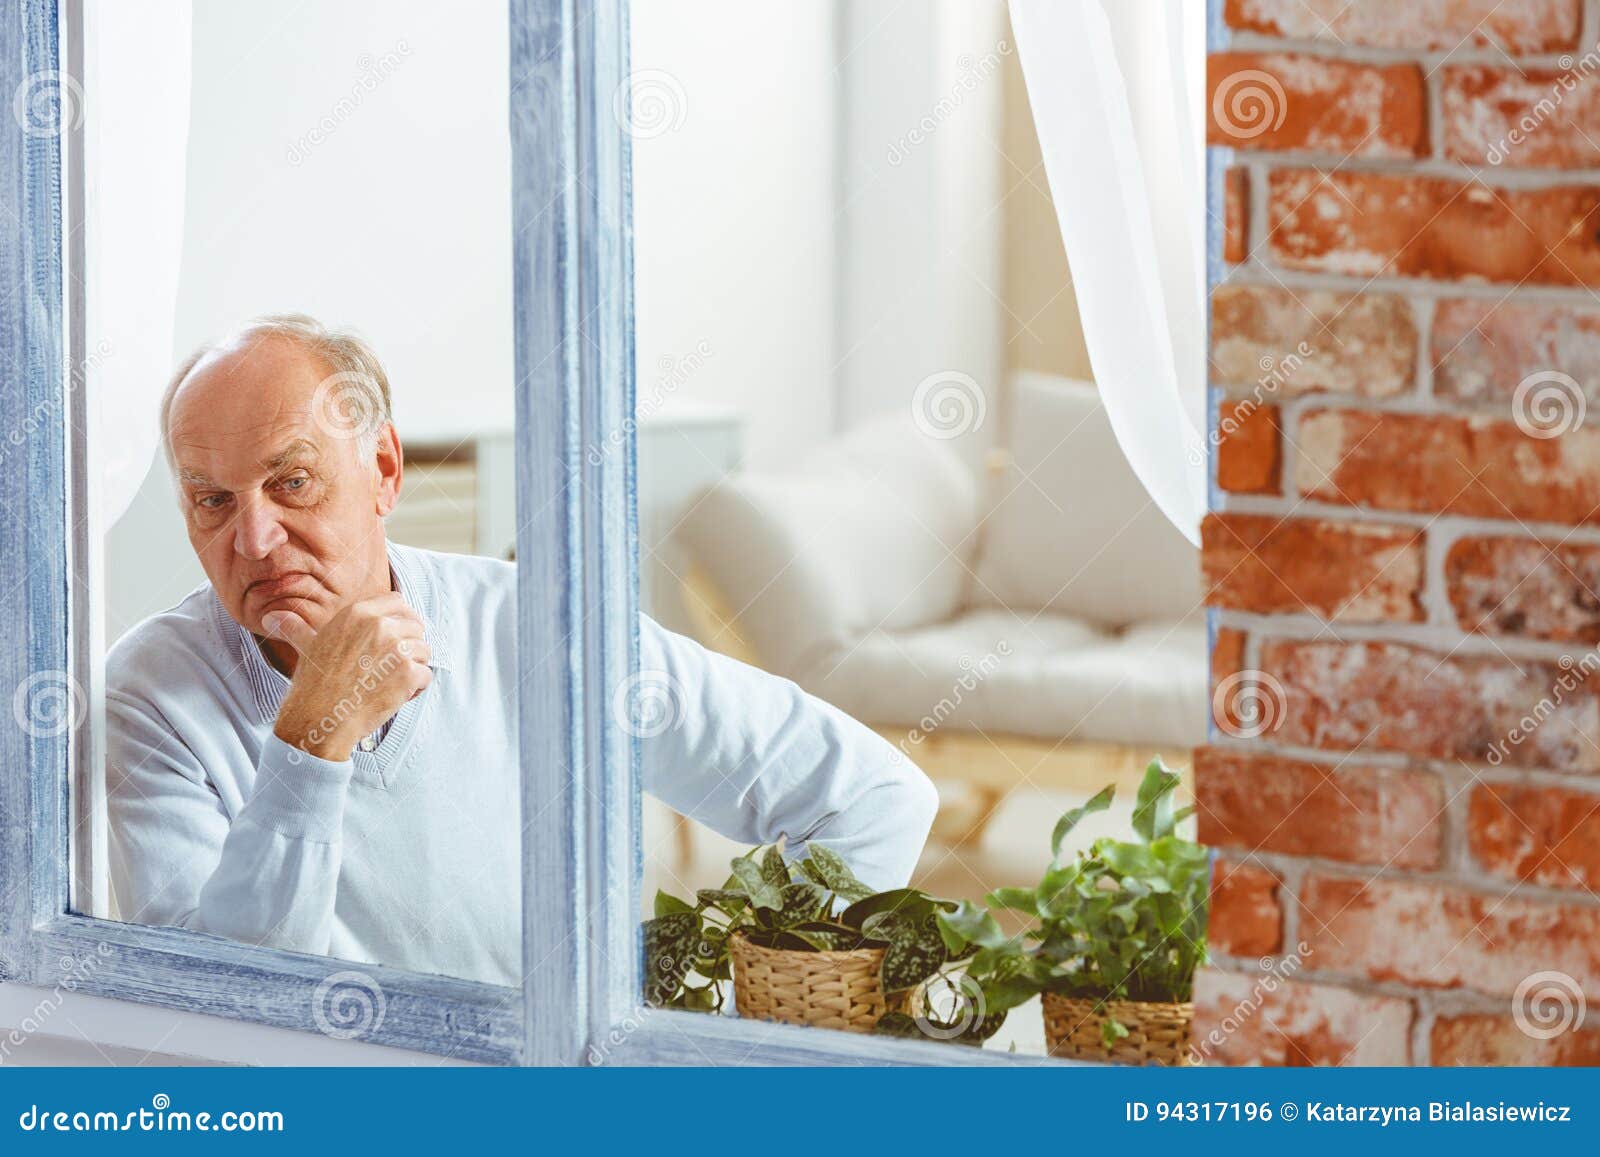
top-left (106, 314), bottom-right (936, 988)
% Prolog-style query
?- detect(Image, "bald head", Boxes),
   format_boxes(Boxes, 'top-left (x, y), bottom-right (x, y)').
top-left (162, 313), bottom-right (393, 467)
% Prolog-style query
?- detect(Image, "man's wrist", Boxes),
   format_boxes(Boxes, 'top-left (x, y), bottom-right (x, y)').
top-left (273, 707), bottom-right (358, 762)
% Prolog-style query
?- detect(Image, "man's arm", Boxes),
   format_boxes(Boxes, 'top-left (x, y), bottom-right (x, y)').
top-left (106, 693), bottom-right (352, 954)
top-left (638, 616), bottom-right (938, 891)
top-left (106, 594), bottom-right (428, 952)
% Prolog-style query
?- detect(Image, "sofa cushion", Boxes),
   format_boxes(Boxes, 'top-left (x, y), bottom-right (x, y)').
top-left (795, 608), bottom-right (1207, 749)
top-left (972, 373), bottom-right (1202, 628)
top-left (676, 415), bottom-right (981, 679)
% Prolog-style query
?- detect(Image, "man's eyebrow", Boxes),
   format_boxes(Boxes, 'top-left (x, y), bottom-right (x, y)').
top-left (177, 468), bottom-right (216, 489)
top-left (261, 439), bottom-right (321, 474)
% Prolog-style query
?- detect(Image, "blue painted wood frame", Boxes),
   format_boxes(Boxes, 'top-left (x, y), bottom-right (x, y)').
top-left (2, 0), bottom-right (1076, 1067)
top-left (0, 0), bottom-right (629, 1067)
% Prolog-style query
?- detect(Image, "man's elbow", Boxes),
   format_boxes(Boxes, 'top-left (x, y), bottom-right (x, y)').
top-left (902, 762), bottom-right (940, 844)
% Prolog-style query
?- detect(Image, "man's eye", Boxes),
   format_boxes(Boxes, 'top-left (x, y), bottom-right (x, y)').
top-left (278, 476), bottom-right (308, 492)
top-left (198, 494), bottom-right (229, 510)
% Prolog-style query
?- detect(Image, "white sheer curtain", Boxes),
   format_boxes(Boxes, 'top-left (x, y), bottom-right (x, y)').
top-left (1007, 0), bottom-right (1207, 544)
top-left (80, 0), bottom-right (191, 917)
top-left (85, 0), bottom-right (192, 528)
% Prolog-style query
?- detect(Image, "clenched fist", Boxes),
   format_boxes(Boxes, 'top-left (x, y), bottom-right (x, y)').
top-left (265, 593), bottom-right (432, 761)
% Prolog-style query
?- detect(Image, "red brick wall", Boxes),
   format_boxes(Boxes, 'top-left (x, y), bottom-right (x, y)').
top-left (1201, 0), bottom-right (1600, 1066)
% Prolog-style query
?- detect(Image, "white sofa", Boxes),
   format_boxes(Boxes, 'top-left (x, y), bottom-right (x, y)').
top-left (675, 372), bottom-right (1207, 832)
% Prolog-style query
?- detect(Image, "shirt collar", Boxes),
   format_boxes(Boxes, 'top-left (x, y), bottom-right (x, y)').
top-left (214, 541), bottom-right (452, 727)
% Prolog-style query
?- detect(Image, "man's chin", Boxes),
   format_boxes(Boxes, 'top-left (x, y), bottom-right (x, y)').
top-left (241, 593), bottom-right (326, 637)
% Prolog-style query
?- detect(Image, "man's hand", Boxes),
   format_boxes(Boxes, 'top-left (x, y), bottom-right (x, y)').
top-left (266, 593), bottom-right (432, 761)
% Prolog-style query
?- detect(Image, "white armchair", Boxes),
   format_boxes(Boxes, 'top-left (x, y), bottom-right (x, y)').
top-left (675, 372), bottom-right (1206, 842)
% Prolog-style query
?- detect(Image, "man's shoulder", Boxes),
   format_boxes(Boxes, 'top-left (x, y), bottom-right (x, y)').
top-left (397, 542), bottom-right (516, 586)
top-left (105, 584), bottom-right (224, 700)
top-left (394, 543), bottom-right (515, 601)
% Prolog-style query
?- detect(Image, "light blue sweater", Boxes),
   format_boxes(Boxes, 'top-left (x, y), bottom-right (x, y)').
top-left (106, 543), bottom-right (937, 987)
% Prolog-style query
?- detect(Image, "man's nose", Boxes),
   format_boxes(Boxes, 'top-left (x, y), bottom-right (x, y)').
top-left (232, 494), bottom-right (288, 560)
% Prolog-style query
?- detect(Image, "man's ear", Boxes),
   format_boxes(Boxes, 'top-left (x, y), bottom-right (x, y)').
top-left (373, 423), bottom-right (403, 516)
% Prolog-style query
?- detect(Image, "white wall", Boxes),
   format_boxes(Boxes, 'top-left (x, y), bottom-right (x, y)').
top-left (629, 1), bottom-right (840, 470)
top-left (835, 0), bottom-right (1006, 467)
top-left (173, 0), bottom-right (512, 440)
top-left (632, 1), bottom-right (1009, 472)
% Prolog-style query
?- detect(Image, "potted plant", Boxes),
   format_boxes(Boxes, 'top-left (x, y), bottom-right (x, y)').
top-left (938, 758), bottom-right (1208, 1064)
top-left (643, 842), bottom-right (1004, 1043)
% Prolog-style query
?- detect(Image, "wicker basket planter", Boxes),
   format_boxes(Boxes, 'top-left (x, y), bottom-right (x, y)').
top-left (729, 932), bottom-right (909, 1034)
top-left (1042, 992), bottom-right (1193, 1065)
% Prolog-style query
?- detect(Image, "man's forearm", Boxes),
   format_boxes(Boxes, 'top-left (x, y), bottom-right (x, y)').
top-left (638, 615), bottom-right (939, 890)
top-left (184, 734), bottom-right (352, 953)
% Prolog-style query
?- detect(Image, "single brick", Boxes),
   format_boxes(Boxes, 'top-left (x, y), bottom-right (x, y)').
top-left (1470, 782), bottom-right (1600, 890)
top-left (1216, 401), bottom-right (1281, 494)
top-left (1443, 64), bottom-right (1600, 169)
top-left (1299, 875), bottom-right (1600, 997)
top-left (1258, 638), bottom-right (1600, 771)
top-left (1224, 0), bottom-right (1580, 54)
top-left (1225, 167), bottom-right (1248, 265)
top-left (1195, 748), bottom-right (1443, 869)
top-left (1192, 969), bottom-right (1412, 1066)
top-left (1209, 859), bottom-right (1283, 958)
top-left (1432, 1014), bottom-right (1600, 1065)
top-left (1208, 53), bottom-right (1426, 157)
top-left (1211, 627), bottom-right (1249, 739)
top-left (1447, 537), bottom-right (1600, 643)
top-left (1433, 298), bottom-right (1600, 413)
top-left (1268, 170), bottom-right (1600, 286)
top-left (1211, 285), bottom-right (1415, 399)
top-left (1297, 408), bottom-right (1600, 525)
top-left (1203, 513), bottom-right (1424, 621)
top-left (1213, 627), bottom-right (1246, 684)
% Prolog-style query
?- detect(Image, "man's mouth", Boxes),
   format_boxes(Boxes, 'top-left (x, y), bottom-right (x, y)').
top-left (246, 573), bottom-right (314, 600)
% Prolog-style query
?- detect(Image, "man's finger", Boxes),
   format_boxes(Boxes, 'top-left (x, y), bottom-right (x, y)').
top-left (261, 610), bottom-right (316, 654)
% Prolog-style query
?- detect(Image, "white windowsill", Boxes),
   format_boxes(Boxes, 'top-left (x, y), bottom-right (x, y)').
top-left (0, 984), bottom-right (483, 1067)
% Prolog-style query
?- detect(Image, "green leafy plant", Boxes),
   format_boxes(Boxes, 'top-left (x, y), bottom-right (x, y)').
top-left (937, 758), bottom-right (1208, 1047)
top-left (642, 843), bottom-right (1004, 1043)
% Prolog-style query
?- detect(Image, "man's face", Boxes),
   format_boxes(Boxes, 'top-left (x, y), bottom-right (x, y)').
top-left (167, 335), bottom-right (401, 638)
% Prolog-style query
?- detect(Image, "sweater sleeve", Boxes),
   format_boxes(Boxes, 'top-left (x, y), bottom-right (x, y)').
top-left (106, 691), bottom-right (353, 955)
top-left (637, 615), bottom-right (938, 891)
